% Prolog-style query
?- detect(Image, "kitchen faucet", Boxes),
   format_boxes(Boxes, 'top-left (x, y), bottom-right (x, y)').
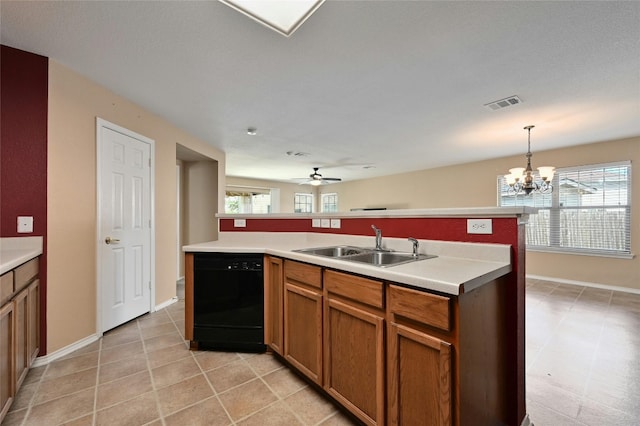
top-left (371, 225), bottom-right (383, 251)
top-left (408, 237), bottom-right (419, 257)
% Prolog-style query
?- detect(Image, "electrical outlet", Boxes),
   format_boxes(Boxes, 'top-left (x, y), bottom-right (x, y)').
top-left (467, 219), bottom-right (492, 234)
top-left (17, 216), bottom-right (34, 233)
top-left (321, 219), bottom-right (330, 228)
top-left (234, 219), bottom-right (246, 228)
top-left (330, 219), bottom-right (341, 229)
top-left (312, 218), bottom-right (321, 228)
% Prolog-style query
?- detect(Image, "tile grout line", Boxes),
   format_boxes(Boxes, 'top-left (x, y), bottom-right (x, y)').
top-left (90, 338), bottom-right (103, 426)
top-left (191, 350), bottom-right (237, 425)
top-left (17, 359), bottom-right (50, 426)
top-left (138, 313), bottom-right (167, 426)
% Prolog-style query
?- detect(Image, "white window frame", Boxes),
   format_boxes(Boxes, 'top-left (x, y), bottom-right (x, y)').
top-left (321, 192), bottom-right (338, 213)
top-left (294, 192), bottom-right (314, 213)
top-left (498, 161), bottom-right (632, 258)
top-left (225, 186), bottom-right (272, 214)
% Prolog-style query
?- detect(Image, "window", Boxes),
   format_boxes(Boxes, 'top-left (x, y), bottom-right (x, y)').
top-left (321, 193), bottom-right (338, 212)
top-left (225, 188), bottom-right (271, 214)
top-left (294, 193), bottom-right (313, 213)
top-left (498, 161), bottom-right (631, 257)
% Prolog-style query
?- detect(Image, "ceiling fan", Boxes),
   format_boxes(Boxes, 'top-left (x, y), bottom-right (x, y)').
top-left (302, 167), bottom-right (342, 186)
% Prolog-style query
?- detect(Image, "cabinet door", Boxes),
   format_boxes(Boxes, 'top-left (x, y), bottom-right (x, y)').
top-left (1, 302), bottom-right (15, 422)
top-left (13, 288), bottom-right (29, 390)
top-left (284, 282), bottom-right (323, 385)
top-left (27, 279), bottom-right (40, 363)
top-left (264, 256), bottom-right (284, 355)
top-left (324, 298), bottom-right (385, 426)
top-left (388, 322), bottom-right (452, 426)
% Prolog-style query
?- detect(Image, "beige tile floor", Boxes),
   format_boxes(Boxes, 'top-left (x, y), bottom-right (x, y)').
top-left (3, 280), bottom-right (640, 426)
top-left (525, 279), bottom-right (640, 425)
top-left (2, 300), bottom-right (357, 426)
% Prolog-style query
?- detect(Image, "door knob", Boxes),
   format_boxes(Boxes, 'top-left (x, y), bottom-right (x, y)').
top-left (105, 237), bottom-right (121, 245)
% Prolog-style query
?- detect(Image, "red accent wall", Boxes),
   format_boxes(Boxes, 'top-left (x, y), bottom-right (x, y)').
top-left (1, 45), bottom-right (48, 355)
top-left (219, 217), bottom-right (518, 245)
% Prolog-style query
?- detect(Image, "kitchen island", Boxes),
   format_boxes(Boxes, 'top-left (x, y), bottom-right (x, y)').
top-left (183, 208), bottom-right (532, 426)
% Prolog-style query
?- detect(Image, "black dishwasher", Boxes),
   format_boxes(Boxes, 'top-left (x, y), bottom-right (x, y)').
top-left (193, 253), bottom-right (265, 352)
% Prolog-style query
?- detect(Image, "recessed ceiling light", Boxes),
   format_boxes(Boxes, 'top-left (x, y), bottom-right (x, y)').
top-left (247, 127), bottom-right (257, 135)
top-left (219, 0), bottom-right (325, 37)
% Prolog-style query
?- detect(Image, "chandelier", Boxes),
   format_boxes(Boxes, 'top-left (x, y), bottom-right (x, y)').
top-left (505, 125), bottom-right (555, 195)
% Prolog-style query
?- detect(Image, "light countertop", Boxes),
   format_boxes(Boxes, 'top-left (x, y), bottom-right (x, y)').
top-left (0, 236), bottom-right (43, 275)
top-left (184, 232), bottom-right (512, 295)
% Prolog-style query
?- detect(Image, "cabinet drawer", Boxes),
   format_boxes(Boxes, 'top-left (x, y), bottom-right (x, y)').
top-left (15, 259), bottom-right (39, 291)
top-left (324, 269), bottom-right (384, 309)
top-left (389, 285), bottom-right (450, 331)
top-left (0, 272), bottom-right (13, 306)
top-left (284, 260), bottom-right (322, 289)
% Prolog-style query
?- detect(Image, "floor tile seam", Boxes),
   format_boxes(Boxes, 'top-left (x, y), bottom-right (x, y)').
top-left (578, 391), bottom-right (638, 419)
top-left (528, 399), bottom-right (590, 426)
top-left (248, 361), bottom-right (312, 426)
top-left (191, 348), bottom-right (236, 425)
top-left (136, 318), bottom-right (167, 426)
top-left (16, 362), bottom-right (50, 426)
top-left (577, 292), bottom-right (613, 400)
top-left (232, 398), bottom-right (300, 425)
top-left (89, 339), bottom-right (103, 426)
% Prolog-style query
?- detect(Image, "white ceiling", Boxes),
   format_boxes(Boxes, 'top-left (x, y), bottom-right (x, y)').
top-left (2, 1), bottom-right (639, 183)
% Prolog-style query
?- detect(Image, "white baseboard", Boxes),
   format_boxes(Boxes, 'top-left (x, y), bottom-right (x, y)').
top-left (155, 296), bottom-right (178, 311)
top-left (527, 274), bottom-right (640, 295)
top-left (32, 333), bottom-right (101, 368)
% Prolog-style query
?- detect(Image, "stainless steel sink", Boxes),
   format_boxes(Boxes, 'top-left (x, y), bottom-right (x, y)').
top-left (294, 245), bottom-right (436, 267)
top-left (345, 251), bottom-right (436, 267)
top-left (294, 246), bottom-right (369, 257)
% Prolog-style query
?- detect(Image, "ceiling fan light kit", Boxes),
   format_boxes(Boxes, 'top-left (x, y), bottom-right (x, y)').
top-left (505, 125), bottom-right (555, 196)
top-left (303, 167), bottom-right (341, 186)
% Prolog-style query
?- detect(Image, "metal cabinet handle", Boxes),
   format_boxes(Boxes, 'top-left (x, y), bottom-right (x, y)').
top-left (105, 237), bottom-right (121, 245)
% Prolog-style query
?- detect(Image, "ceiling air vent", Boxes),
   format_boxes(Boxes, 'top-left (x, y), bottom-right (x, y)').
top-left (484, 95), bottom-right (522, 111)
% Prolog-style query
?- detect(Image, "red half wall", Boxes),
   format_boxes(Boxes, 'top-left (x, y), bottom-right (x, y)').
top-left (1, 44), bottom-right (48, 354)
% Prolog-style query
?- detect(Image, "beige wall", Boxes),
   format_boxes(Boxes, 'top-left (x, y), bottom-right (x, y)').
top-left (332, 136), bottom-right (640, 291)
top-left (183, 161), bottom-right (219, 245)
top-left (47, 61), bottom-right (224, 353)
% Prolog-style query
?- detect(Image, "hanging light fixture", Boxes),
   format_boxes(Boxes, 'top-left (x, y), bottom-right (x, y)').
top-left (505, 125), bottom-right (555, 195)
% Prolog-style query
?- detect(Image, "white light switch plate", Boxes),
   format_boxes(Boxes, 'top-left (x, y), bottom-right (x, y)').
top-left (17, 216), bottom-right (34, 233)
top-left (321, 219), bottom-right (330, 228)
top-left (467, 219), bottom-right (492, 234)
top-left (330, 219), bottom-right (341, 229)
top-left (234, 219), bottom-right (246, 228)
top-left (312, 219), bottom-right (321, 228)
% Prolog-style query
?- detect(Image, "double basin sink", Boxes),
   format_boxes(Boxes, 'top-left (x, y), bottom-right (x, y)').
top-left (294, 245), bottom-right (436, 268)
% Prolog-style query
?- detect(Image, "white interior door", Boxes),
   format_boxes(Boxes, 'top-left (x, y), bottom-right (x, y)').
top-left (98, 119), bottom-right (153, 332)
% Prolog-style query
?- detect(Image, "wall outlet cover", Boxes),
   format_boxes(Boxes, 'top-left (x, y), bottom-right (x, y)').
top-left (233, 218), bottom-right (247, 228)
top-left (321, 219), bottom-right (331, 228)
top-left (17, 216), bottom-right (34, 233)
top-left (467, 219), bottom-right (492, 234)
top-left (330, 219), bottom-right (341, 229)
top-left (312, 218), bottom-right (321, 228)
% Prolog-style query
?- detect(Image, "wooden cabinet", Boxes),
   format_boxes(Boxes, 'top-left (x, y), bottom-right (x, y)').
top-left (388, 322), bottom-right (452, 426)
top-left (264, 256), bottom-right (284, 355)
top-left (0, 257), bottom-right (40, 424)
top-left (324, 270), bottom-right (385, 426)
top-left (13, 287), bottom-right (29, 390)
top-left (283, 260), bottom-right (323, 385)
top-left (387, 284), bottom-right (453, 426)
top-left (1, 301), bottom-right (15, 421)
